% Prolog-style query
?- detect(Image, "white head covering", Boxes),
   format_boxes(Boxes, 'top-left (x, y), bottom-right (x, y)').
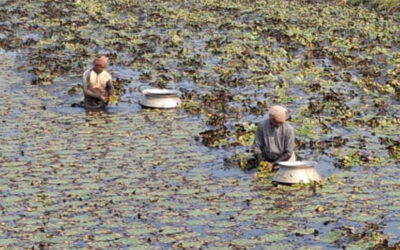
top-left (269, 105), bottom-right (287, 122)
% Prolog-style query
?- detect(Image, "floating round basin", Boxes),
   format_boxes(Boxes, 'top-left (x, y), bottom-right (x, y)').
top-left (273, 161), bottom-right (322, 184)
top-left (140, 88), bottom-right (182, 109)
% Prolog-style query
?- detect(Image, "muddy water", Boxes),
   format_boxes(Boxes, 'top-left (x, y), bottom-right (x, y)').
top-left (1, 49), bottom-right (400, 248)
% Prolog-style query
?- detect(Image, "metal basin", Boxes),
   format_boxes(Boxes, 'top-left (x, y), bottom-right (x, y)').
top-left (273, 161), bottom-right (322, 184)
top-left (140, 88), bottom-right (182, 109)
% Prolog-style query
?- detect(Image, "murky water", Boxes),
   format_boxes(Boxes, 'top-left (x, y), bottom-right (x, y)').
top-left (1, 0), bottom-right (400, 247)
top-left (1, 48), bottom-right (400, 248)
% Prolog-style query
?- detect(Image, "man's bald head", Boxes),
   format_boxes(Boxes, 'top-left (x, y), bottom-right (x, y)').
top-left (269, 105), bottom-right (287, 127)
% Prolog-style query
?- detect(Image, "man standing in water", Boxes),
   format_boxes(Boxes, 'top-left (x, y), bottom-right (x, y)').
top-left (253, 105), bottom-right (296, 167)
top-left (83, 55), bottom-right (114, 109)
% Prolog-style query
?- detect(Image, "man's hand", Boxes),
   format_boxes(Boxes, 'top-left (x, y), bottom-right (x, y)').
top-left (271, 161), bottom-right (281, 171)
top-left (101, 95), bottom-right (109, 103)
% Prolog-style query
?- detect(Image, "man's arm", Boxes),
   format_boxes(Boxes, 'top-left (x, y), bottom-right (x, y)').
top-left (252, 123), bottom-right (264, 164)
top-left (84, 88), bottom-right (105, 101)
top-left (272, 125), bottom-right (295, 166)
top-left (271, 152), bottom-right (291, 166)
top-left (106, 79), bottom-right (114, 97)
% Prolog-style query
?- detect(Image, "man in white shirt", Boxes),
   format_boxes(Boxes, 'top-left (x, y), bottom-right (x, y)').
top-left (82, 55), bottom-right (114, 109)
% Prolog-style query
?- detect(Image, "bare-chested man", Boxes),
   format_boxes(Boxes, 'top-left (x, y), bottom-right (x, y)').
top-left (83, 55), bottom-right (114, 109)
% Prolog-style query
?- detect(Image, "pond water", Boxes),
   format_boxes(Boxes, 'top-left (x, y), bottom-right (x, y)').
top-left (1, 47), bottom-right (399, 249)
top-left (1, 0), bottom-right (400, 248)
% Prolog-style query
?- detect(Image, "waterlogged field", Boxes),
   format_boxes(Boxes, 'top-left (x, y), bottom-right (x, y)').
top-left (0, 0), bottom-right (400, 248)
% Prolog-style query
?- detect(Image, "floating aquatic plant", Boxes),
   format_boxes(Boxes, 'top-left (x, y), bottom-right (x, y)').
top-left (0, 0), bottom-right (400, 248)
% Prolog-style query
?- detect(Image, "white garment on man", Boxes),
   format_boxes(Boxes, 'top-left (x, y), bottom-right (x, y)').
top-left (83, 69), bottom-right (112, 95)
top-left (82, 69), bottom-right (113, 108)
